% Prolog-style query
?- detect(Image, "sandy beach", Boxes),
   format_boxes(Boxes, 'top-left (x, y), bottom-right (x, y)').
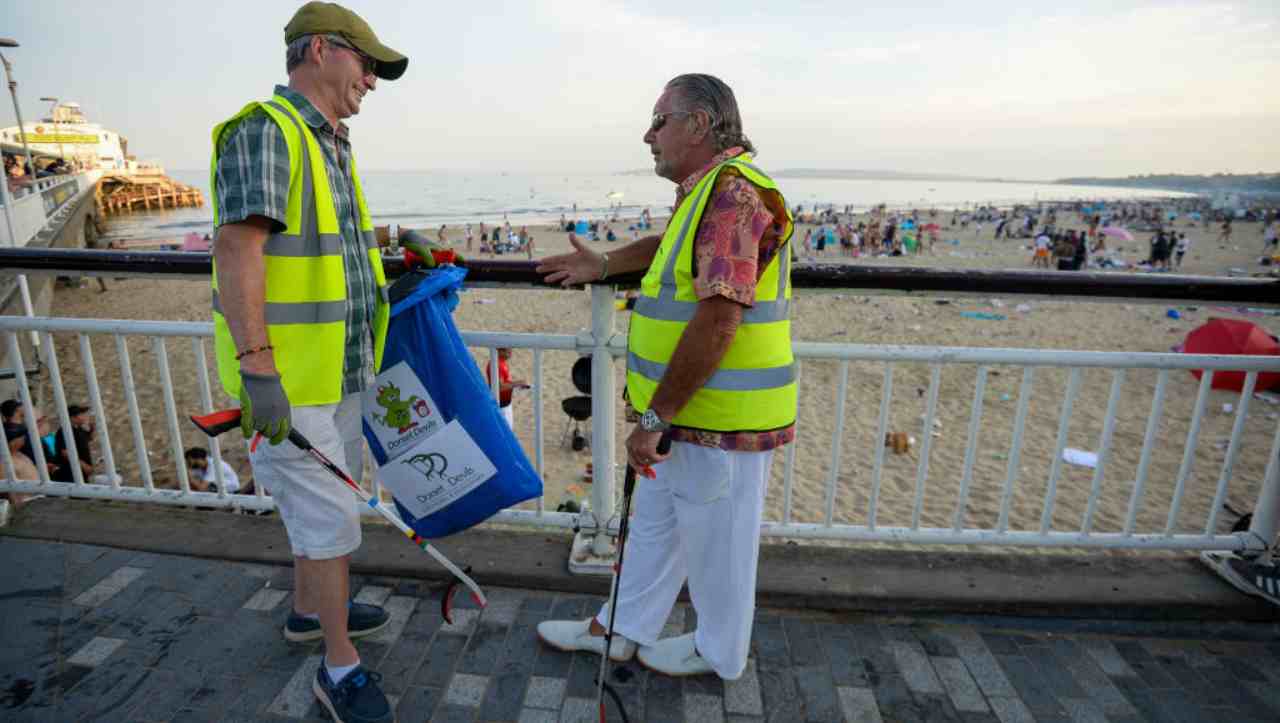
top-left (41, 214), bottom-right (1280, 547)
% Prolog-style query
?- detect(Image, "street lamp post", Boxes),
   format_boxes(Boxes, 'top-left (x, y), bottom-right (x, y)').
top-left (0, 38), bottom-right (43, 357)
top-left (0, 39), bottom-right (37, 184)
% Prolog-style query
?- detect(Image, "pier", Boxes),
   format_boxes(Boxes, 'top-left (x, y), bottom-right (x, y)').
top-left (95, 170), bottom-right (204, 215)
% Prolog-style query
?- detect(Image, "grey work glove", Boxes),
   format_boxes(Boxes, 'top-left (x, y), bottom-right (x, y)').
top-left (239, 371), bottom-right (292, 445)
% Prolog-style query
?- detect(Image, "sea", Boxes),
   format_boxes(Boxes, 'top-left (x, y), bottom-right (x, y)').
top-left (99, 168), bottom-right (1189, 246)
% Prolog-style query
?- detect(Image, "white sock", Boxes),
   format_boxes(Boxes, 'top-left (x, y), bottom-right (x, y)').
top-left (325, 659), bottom-right (360, 684)
top-left (302, 612), bottom-right (320, 621)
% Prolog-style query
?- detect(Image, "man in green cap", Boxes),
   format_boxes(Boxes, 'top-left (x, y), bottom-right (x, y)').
top-left (209, 3), bottom-right (409, 721)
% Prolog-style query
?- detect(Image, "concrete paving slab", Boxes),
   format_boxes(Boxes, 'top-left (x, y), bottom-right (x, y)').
top-left (838, 685), bottom-right (884, 723)
top-left (723, 658), bottom-right (764, 716)
top-left (71, 565), bottom-right (145, 607)
top-left (242, 586), bottom-right (288, 612)
top-left (265, 654), bottom-right (322, 719)
top-left (66, 636), bottom-right (125, 667)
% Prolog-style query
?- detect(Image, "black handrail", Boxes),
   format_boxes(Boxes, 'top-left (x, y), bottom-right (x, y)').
top-left (0, 248), bottom-right (1276, 305)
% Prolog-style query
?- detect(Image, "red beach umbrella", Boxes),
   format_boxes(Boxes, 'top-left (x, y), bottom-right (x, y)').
top-left (1183, 318), bottom-right (1280, 392)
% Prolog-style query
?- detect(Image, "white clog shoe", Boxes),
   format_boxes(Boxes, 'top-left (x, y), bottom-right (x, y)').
top-left (536, 618), bottom-right (636, 662)
top-left (637, 632), bottom-right (715, 677)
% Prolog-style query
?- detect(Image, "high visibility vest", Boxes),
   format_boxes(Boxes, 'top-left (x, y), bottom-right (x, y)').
top-left (626, 153), bottom-right (796, 432)
top-left (209, 94), bottom-right (388, 406)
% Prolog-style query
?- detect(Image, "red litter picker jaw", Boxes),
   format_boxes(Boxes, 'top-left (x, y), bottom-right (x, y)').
top-left (190, 409), bottom-right (242, 438)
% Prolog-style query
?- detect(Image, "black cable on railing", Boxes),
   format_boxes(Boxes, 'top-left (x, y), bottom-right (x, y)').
top-left (0, 248), bottom-right (1277, 305)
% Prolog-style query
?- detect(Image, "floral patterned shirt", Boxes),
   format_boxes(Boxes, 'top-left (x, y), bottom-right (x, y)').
top-left (666, 147), bottom-right (795, 452)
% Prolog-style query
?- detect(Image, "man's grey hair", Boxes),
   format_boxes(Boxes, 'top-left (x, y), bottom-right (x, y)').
top-left (286, 33), bottom-right (354, 74)
top-left (286, 34), bottom-right (314, 73)
top-left (664, 73), bottom-right (756, 155)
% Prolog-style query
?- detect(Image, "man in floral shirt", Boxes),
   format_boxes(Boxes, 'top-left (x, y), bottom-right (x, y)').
top-left (537, 74), bottom-right (794, 680)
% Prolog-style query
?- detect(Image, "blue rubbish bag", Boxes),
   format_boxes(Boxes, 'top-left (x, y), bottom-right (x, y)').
top-left (362, 265), bottom-right (542, 538)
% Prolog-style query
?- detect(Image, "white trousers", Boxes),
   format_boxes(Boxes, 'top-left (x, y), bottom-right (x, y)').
top-left (595, 442), bottom-right (773, 680)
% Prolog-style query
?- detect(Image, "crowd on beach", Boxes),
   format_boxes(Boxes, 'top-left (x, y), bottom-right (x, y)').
top-left (791, 198), bottom-right (1280, 275)
top-left (378, 207), bottom-right (660, 262)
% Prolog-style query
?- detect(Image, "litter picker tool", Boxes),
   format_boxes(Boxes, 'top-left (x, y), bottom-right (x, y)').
top-left (596, 433), bottom-right (671, 723)
top-left (190, 408), bottom-right (486, 621)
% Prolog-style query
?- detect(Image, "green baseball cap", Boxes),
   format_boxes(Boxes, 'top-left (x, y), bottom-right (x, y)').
top-left (285, 2), bottom-right (408, 81)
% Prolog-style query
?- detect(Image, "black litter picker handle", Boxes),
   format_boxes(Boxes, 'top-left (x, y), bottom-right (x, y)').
top-left (598, 431), bottom-right (672, 723)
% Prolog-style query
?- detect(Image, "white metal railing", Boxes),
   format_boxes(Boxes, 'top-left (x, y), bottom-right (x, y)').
top-left (1, 171), bottom-right (99, 248)
top-left (2, 284), bottom-right (1279, 556)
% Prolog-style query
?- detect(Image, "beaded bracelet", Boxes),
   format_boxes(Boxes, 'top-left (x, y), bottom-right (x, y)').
top-left (235, 344), bottom-right (274, 361)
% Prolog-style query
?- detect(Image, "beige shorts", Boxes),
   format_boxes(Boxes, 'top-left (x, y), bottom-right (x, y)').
top-left (249, 393), bottom-right (364, 560)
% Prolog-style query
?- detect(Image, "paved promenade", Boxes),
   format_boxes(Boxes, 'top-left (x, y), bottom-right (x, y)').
top-left (2, 537), bottom-right (1278, 722)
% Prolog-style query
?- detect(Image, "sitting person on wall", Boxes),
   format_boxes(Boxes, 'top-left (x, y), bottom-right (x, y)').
top-left (4, 424), bottom-right (39, 507)
top-left (184, 446), bottom-right (252, 495)
top-left (51, 405), bottom-right (95, 483)
top-left (1, 398), bottom-right (33, 463)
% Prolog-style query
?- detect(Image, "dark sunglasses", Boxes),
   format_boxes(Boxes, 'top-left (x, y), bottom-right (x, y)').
top-left (649, 110), bottom-right (694, 134)
top-left (327, 36), bottom-right (377, 76)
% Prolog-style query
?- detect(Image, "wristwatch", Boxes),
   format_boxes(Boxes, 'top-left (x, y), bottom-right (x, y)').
top-left (639, 408), bottom-right (670, 433)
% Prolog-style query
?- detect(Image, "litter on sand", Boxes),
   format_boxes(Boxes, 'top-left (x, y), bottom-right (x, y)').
top-left (960, 311), bottom-right (1007, 321)
top-left (1211, 306), bottom-right (1280, 317)
top-left (1015, 304), bottom-right (1032, 313)
top-left (885, 432), bottom-right (913, 454)
top-left (1223, 403), bottom-right (1234, 413)
top-left (1062, 448), bottom-right (1098, 468)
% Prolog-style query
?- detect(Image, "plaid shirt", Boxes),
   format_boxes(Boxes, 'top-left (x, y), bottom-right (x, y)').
top-left (214, 85), bottom-right (378, 396)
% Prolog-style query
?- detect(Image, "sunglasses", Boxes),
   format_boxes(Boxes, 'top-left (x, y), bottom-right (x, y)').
top-left (649, 110), bottom-right (694, 134)
top-left (327, 36), bottom-right (377, 76)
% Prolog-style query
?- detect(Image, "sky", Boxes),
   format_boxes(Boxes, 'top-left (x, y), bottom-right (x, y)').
top-left (4, 1), bottom-right (1277, 179)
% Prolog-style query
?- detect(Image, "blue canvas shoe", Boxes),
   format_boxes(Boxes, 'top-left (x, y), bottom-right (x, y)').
top-left (285, 601), bottom-right (390, 643)
top-left (313, 664), bottom-right (394, 723)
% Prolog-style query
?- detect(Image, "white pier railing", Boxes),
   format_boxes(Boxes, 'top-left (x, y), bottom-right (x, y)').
top-left (2, 283), bottom-right (1279, 557)
top-left (1, 170), bottom-right (101, 248)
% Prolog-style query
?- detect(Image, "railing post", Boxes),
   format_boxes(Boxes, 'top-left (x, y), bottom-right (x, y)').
top-left (589, 283), bottom-right (618, 557)
top-left (1247, 422), bottom-right (1280, 557)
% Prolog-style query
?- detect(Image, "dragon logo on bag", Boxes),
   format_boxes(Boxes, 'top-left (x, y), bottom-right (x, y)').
top-left (372, 381), bottom-right (431, 434)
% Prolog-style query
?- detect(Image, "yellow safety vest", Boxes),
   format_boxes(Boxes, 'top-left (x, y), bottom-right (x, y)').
top-left (209, 94), bottom-right (388, 406)
top-left (626, 153), bottom-right (796, 432)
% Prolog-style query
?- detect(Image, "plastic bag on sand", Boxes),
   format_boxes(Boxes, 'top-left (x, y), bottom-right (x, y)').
top-left (1062, 448), bottom-right (1098, 468)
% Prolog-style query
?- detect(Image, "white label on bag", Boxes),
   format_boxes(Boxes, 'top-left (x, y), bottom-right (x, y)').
top-left (376, 419), bottom-right (497, 519)
top-left (364, 361), bottom-right (445, 460)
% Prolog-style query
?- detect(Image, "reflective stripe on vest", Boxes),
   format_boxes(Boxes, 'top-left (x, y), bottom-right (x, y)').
top-left (625, 154), bottom-right (797, 432)
top-left (627, 351), bottom-right (797, 391)
top-left (211, 293), bottom-right (346, 325)
top-left (210, 94), bottom-right (387, 406)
